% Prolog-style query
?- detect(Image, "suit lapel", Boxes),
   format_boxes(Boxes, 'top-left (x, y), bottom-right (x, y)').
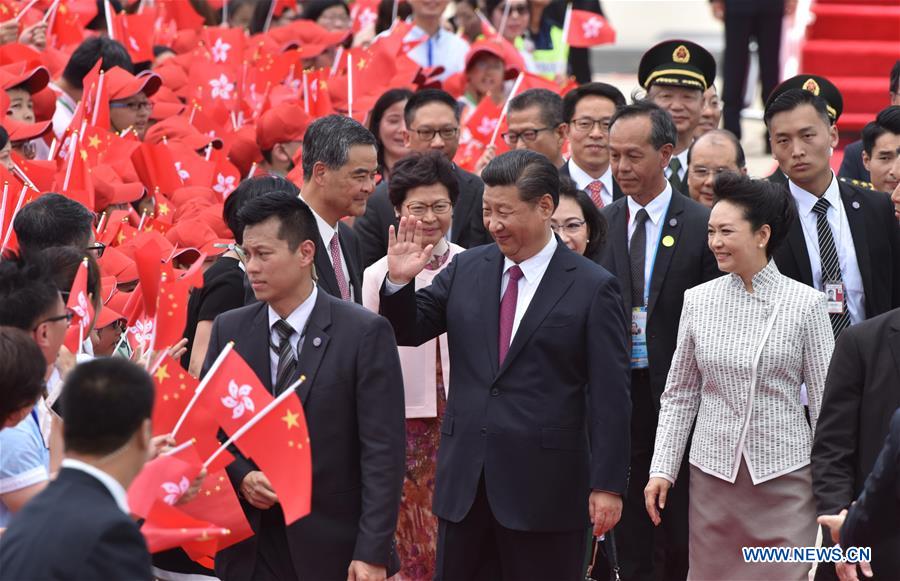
top-left (839, 182), bottom-right (874, 313)
top-left (647, 194), bottom-right (684, 317)
top-left (889, 317), bottom-right (900, 387)
top-left (451, 168), bottom-right (472, 245)
top-left (247, 303), bottom-right (273, 393)
top-left (786, 219), bottom-right (814, 286)
top-left (314, 231), bottom-right (340, 298)
top-left (496, 243), bottom-right (576, 379)
top-left (608, 203), bottom-right (632, 304)
top-left (295, 291), bottom-right (332, 405)
top-left (479, 247), bottom-right (504, 378)
top-left (612, 177), bottom-right (624, 201)
top-left (338, 223), bottom-right (361, 301)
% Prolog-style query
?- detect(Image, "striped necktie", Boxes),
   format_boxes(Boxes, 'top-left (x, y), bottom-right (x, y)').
top-left (273, 319), bottom-right (297, 395)
top-left (812, 197), bottom-right (851, 337)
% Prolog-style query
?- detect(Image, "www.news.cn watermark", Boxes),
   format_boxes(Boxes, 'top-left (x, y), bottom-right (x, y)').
top-left (742, 546), bottom-right (872, 563)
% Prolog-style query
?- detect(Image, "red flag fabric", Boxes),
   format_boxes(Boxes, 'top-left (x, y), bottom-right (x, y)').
top-left (112, 12), bottom-right (155, 63)
top-left (201, 28), bottom-right (245, 69)
top-left (178, 468), bottom-right (254, 551)
top-left (465, 97), bottom-right (505, 147)
top-left (127, 444), bottom-right (203, 518)
top-left (151, 356), bottom-right (200, 436)
top-left (154, 267), bottom-right (194, 350)
top-left (350, 0), bottom-right (379, 34)
top-left (131, 141), bottom-right (185, 197)
top-left (63, 258), bottom-right (94, 353)
top-left (200, 349), bottom-right (274, 436)
top-left (140, 499), bottom-right (231, 554)
top-left (53, 139), bottom-right (95, 211)
top-left (566, 10), bottom-right (616, 48)
top-left (50, 1), bottom-right (87, 48)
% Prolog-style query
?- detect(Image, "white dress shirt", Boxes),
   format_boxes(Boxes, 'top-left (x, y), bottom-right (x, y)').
top-left (49, 82), bottom-right (76, 140)
top-left (60, 458), bottom-right (130, 514)
top-left (568, 160), bottom-right (614, 207)
top-left (627, 183), bottom-right (673, 296)
top-left (501, 234), bottom-right (558, 341)
top-left (664, 149), bottom-right (689, 183)
top-left (789, 172), bottom-right (865, 325)
top-left (267, 286), bottom-right (318, 386)
top-left (402, 24), bottom-right (469, 81)
top-left (300, 195), bottom-right (353, 301)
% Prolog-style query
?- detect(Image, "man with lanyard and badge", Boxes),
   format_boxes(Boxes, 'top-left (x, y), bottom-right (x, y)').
top-left (598, 99), bottom-right (719, 581)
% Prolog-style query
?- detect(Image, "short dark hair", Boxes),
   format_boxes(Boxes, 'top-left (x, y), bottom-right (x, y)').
top-left (403, 89), bottom-right (461, 129)
top-left (61, 358), bottom-right (154, 456)
top-left (40, 247), bottom-right (102, 318)
top-left (861, 105), bottom-right (900, 156)
top-left (13, 193), bottom-right (95, 256)
top-left (0, 259), bottom-right (61, 330)
top-left (712, 172), bottom-right (797, 259)
top-left (301, 0), bottom-right (350, 22)
top-left (562, 82), bottom-right (626, 122)
top-left (763, 88), bottom-right (831, 128)
top-left (388, 151), bottom-right (460, 209)
top-left (301, 114), bottom-right (377, 180)
top-left (0, 126), bottom-right (8, 150)
top-left (482, 149), bottom-right (560, 207)
top-left (0, 326), bottom-right (46, 426)
top-left (608, 99), bottom-right (677, 150)
top-left (688, 128), bottom-right (746, 168)
top-left (890, 60), bottom-right (900, 95)
top-left (376, 0), bottom-right (412, 34)
top-left (558, 177), bottom-right (607, 258)
top-left (238, 191), bottom-right (318, 252)
top-left (484, 0), bottom-right (530, 19)
top-left (508, 88), bottom-right (564, 128)
top-left (224, 176), bottom-right (300, 244)
top-left (370, 88), bottom-right (414, 172)
top-left (62, 37), bottom-right (133, 90)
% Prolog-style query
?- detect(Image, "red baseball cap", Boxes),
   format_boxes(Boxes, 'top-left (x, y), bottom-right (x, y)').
top-left (105, 66), bottom-right (162, 101)
top-left (0, 64), bottom-right (50, 94)
top-left (256, 102), bottom-right (310, 152)
top-left (93, 164), bottom-right (146, 209)
top-left (98, 245), bottom-right (139, 283)
top-left (465, 39), bottom-right (521, 80)
top-left (95, 304), bottom-right (127, 330)
top-left (144, 116), bottom-right (223, 151)
top-left (165, 218), bottom-right (230, 256)
top-left (149, 86), bottom-right (186, 120)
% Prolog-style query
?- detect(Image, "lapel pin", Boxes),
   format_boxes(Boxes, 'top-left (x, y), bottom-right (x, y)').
top-left (668, 218), bottom-right (677, 227)
top-left (662, 235), bottom-right (675, 248)
top-left (312, 337), bottom-right (322, 347)
top-left (852, 201), bottom-right (860, 210)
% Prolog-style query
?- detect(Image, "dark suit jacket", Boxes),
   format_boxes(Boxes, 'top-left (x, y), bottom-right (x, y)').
top-left (559, 160), bottom-right (625, 203)
top-left (838, 140), bottom-right (871, 184)
top-left (598, 191), bottom-right (720, 408)
top-left (774, 180), bottom-right (900, 320)
top-left (0, 468), bottom-right (152, 580)
top-left (204, 290), bottom-right (406, 580)
top-left (380, 240), bottom-right (631, 531)
top-left (840, 408), bottom-right (900, 577)
top-left (767, 167), bottom-right (788, 185)
top-left (354, 166), bottom-right (491, 270)
top-left (315, 221), bottom-right (363, 304)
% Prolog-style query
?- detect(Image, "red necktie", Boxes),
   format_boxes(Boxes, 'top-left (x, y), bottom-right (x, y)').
top-left (587, 180), bottom-right (605, 208)
top-left (498, 265), bottom-right (524, 364)
top-left (329, 233), bottom-right (351, 301)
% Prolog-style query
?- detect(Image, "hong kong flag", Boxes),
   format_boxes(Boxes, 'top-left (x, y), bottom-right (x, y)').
top-left (140, 499), bottom-right (232, 554)
top-left (465, 97), bottom-right (508, 148)
top-left (200, 349), bottom-right (274, 436)
top-left (128, 442), bottom-right (204, 519)
top-left (566, 9), bottom-right (616, 48)
top-left (63, 258), bottom-right (94, 353)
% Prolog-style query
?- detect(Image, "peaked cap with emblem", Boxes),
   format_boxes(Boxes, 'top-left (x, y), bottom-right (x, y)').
top-left (764, 74), bottom-right (843, 123)
top-left (638, 40), bottom-right (716, 92)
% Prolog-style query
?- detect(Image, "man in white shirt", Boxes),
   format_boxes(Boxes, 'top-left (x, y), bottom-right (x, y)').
top-left (402, 0), bottom-right (469, 81)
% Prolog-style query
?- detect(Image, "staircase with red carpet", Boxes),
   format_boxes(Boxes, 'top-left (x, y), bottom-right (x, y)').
top-left (802, 0), bottom-right (900, 138)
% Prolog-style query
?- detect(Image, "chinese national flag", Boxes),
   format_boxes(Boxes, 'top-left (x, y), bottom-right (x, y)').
top-left (80, 125), bottom-right (113, 166)
top-left (128, 443), bottom-right (203, 519)
top-left (566, 10), bottom-right (616, 48)
top-left (304, 70), bottom-right (334, 118)
top-left (154, 267), bottom-right (195, 350)
top-left (54, 143), bottom-right (95, 212)
top-left (141, 217), bottom-right (173, 236)
top-left (132, 236), bottom-right (163, 318)
top-left (12, 155), bottom-right (55, 193)
top-left (112, 12), bottom-right (155, 64)
top-left (179, 468), bottom-right (253, 551)
top-left (200, 349), bottom-right (274, 437)
top-left (140, 499), bottom-right (232, 554)
top-left (131, 142), bottom-right (184, 197)
top-left (63, 258), bottom-right (94, 353)
top-left (151, 356), bottom-right (199, 436)
top-left (235, 390), bottom-right (312, 524)
top-left (50, 1), bottom-right (87, 48)
top-left (158, 0), bottom-right (205, 31)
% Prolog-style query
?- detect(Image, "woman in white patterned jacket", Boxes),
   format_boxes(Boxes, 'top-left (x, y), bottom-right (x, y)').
top-left (644, 172), bottom-right (835, 580)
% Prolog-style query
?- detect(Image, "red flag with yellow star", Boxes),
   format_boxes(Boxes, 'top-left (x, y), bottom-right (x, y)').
top-left (179, 467), bottom-right (254, 552)
top-left (140, 499), bottom-right (232, 554)
top-left (151, 356), bottom-right (199, 436)
top-left (154, 268), bottom-right (193, 350)
top-left (53, 137), bottom-right (95, 211)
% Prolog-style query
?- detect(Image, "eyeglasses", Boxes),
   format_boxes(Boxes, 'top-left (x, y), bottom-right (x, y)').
top-left (36, 310), bottom-right (74, 328)
top-left (689, 166), bottom-right (735, 180)
top-left (86, 242), bottom-right (106, 258)
top-left (570, 117), bottom-right (610, 134)
top-left (411, 127), bottom-right (460, 142)
top-left (110, 100), bottom-right (154, 113)
top-left (502, 126), bottom-right (556, 145)
top-left (504, 3), bottom-right (529, 15)
top-left (405, 200), bottom-right (453, 217)
top-left (550, 220), bottom-right (586, 234)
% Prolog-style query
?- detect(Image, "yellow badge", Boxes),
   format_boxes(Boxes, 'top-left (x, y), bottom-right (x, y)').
top-left (802, 78), bottom-right (820, 95)
top-left (662, 235), bottom-right (675, 247)
top-left (672, 45), bottom-right (690, 64)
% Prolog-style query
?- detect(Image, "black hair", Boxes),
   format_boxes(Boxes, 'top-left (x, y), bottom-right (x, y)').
top-left (301, 114), bottom-right (377, 180)
top-left (152, 45), bottom-right (175, 59)
top-left (763, 88), bottom-right (831, 128)
top-left (508, 88), bottom-right (564, 128)
top-left (0, 327), bottom-right (46, 426)
top-left (484, 0), bottom-right (531, 20)
top-left (62, 37), bottom-right (133, 90)
top-left (0, 126), bottom-right (8, 150)
top-left (608, 99), bottom-right (677, 150)
top-left (403, 89), bottom-right (461, 129)
top-left (61, 358), bottom-right (154, 456)
top-left (861, 105), bottom-right (900, 156)
top-left (369, 88), bottom-right (414, 173)
top-left (890, 60), bottom-right (900, 95)
top-left (712, 172), bottom-right (797, 259)
top-left (237, 191), bottom-right (318, 252)
top-left (558, 177), bottom-right (606, 258)
top-left (562, 82), bottom-right (626, 122)
top-left (376, 0), bottom-right (412, 34)
top-left (687, 128), bottom-right (746, 168)
top-left (388, 151), bottom-right (461, 209)
top-left (40, 247), bottom-right (103, 319)
top-left (0, 258), bottom-right (61, 331)
top-left (301, 0), bottom-right (350, 22)
top-left (224, 176), bottom-right (300, 245)
top-left (482, 149), bottom-right (559, 207)
top-left (13, 193), bottom-right (95, 257)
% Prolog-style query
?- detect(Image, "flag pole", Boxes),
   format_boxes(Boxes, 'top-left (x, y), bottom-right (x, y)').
top-left (202, 375), bottom-right (307, 470)
top-left (489, 72), bottom-right (524, 146)
top-left (0, 186), bottom-right (27, 254)
top-left (170, 341), bottom-right (235, 440)
top-left (496, 0), bottom-right (511, 40)
top-left (263, 0), bottom-right (278, 33)
top-left (0, 182), bottom-right (8, 239)
top-left (347, 53), bottom-right (353, 120)
top-left (559, 4), bottom-right (573, 79)
top-left (14, 0), bottom-right (41, 23)
top-left (161, 438), bottom-right (195, 456)
top-left (91, 72), bottom-right (105, 127)
top-left (104, 0), bottom-right (115, 39)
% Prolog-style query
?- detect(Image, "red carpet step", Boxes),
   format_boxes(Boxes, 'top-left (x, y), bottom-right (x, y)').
top-left (808, 4), bottom-right (900, 41)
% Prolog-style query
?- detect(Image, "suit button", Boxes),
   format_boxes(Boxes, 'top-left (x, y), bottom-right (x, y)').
top-left (480, 426), bottom-right (487, 435)
top-left (490, 388), bottom-right (500, 396)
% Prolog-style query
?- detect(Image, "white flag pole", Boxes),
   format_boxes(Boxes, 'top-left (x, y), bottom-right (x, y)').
top-left (489, 72), bottom-right (525, 146)
top-left (170, 342), bottom-right (235, 440)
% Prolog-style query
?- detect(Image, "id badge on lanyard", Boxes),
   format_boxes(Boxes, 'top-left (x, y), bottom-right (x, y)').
top-left (825, 281), bottom-right (845, 314)
top-left (630, 307), bottom-right (648, 369)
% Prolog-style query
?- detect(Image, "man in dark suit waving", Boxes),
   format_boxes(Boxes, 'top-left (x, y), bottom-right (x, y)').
top-left (0, 358), bottom-right (155, 580)
top-left (380, 149), bottom-right (631, 579)
top-left (205, 192), bottom-right (406, 581)
top-left (598, 100), bottom-right (720, 581)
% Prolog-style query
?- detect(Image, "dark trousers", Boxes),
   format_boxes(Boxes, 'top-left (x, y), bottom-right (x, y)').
top-left (722, 3), bottom-right (784, 139)
top-left (251, 505), bottom-right (299, 581)
top-left (615, 369), bottom-right (689, 581)
top-left (435, 475), bottom-right (588, 581)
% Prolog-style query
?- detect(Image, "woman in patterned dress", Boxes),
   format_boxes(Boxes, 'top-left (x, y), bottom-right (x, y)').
top-left (362, 151), bottom-right (464, 580)
top-left (645, 173), bottom-right (835, 580)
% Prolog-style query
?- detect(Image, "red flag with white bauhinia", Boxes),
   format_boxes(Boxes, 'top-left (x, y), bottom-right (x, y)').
top-left (465, 97), bottom-right (508, 148)
top-left (63, 258), bottom-right (94, 353)
top-left (128, 441), bottom-right (204, 519)
top-left (201, 27), bottom-right (245, 69)
top-left (566, 9), bottom-right (616, 48)
top-left (112, 11), bottom-right (155, 63)
top-left (351, 0), bottom-right (379, 34)
top-left (199, 349), bottom-right (275, 436)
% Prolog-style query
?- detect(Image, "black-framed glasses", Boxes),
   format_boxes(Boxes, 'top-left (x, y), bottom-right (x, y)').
top-left (504, 3), bottom-right (529, 15)
top-left (35, 310), bottom-right (74, 329)
top-left (502, 126), bottom-right (556, 145)
top-left (110, 100), bottom-right (153, 113)
top-left (570, 117), bottom-right (610, 134)
top-left (551, 220), bottom-right (586, 234)
top-left (86, 242), bottom-right (106, 258)
top-left (405, 200), bottom-right (453, 217)
top-left (689, 166), bottom-right (733, 180)
top-left (411, 127), bottom-right (460, 142)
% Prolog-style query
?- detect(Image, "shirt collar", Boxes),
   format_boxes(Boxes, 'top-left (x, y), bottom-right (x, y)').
top-left (267, 285), bottom-right (318, 335)
top-left (299, 194), bottom-right (337, 244)
top-left (789, 171), bottom-right (840, 216)
top-left (567, 159), bottom-right (612, 192)
top-left (407, 21), bottom-right (441, 40)
top-left (728, 259), bottom-right (782, 298)
top-left (60, 458), bottom-right (130, 514)
top-left (502, 233), bottom-right (558, 282)
top-left (626, 182), bottom-right (672, 225)
top-left (674, 149), bottom-right (688, 167)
